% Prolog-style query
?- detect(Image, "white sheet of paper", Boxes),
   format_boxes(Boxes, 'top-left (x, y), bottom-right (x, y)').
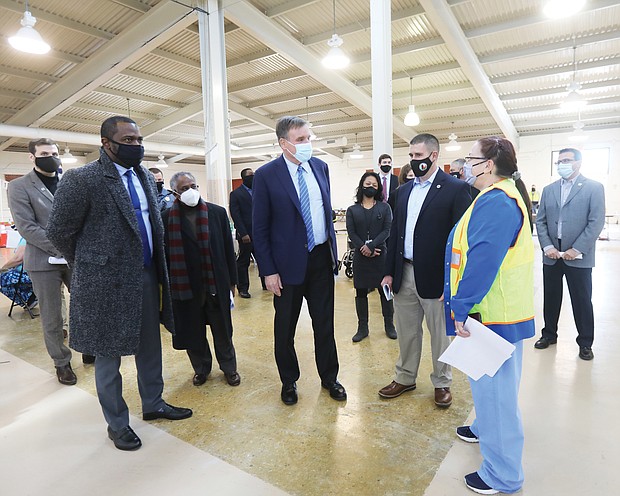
top-left (558, 251), bottom-right (583, 259)
top-left (438, 318), bottom-right (516, 380)
top-left (48, 256), bottom-right (67, 265)
top-left (382, 284), bottom-right (394, 301)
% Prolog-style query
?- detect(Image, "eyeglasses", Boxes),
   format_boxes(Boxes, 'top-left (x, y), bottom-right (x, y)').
top-left (464, 156), bottom-right (486, 162)
top-left (555, 159), bottom-right (575, 165)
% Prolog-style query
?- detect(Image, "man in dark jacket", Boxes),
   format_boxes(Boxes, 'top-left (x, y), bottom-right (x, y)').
top-left (379, 133), bottom-right (471, 408)
top-left (47, 116), bottom-right (192, 451)
top-left (229, 167), bottom-right (261, 298)
top-left (163, 171), bottom-right (241, 388)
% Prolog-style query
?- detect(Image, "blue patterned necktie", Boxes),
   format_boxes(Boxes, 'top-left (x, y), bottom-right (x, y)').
top-left (297, 165), bottom-right (315, 252)
top-left (125, 170), bottom-right (152, 267)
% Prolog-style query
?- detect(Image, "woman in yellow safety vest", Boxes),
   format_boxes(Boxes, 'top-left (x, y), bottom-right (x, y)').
top-left (443, 136), bottom-right (534, 495)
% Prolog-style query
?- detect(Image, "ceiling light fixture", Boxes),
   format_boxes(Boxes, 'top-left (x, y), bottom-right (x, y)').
top-left (156, 154), bottom-right (169, 168)
top-left (569, 111), bottom-right (588, 142)
top-left (543, 0), bottom-right (586, 19)
top-left (61, 147), bottom-right (77, 164)
top-left (350, 133), bottom-right (363, 159)
top-left (445, 122), bottom-right (461, 152)
top-left (322, 0), bottom-right (350, 70)
top-left (8, 1), bottom-right (50, 55)
top-left (403, 77), bottom-right (420, 127)
top-left (561, 45), bottom-right (587, 111)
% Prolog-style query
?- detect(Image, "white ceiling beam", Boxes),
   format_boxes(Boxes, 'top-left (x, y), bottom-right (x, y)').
top-left (167, 154), bottom-right (192, 164)
top-left (151, 49), bottom-right (201, 68)
top-left (247, 87), bottom-right (332, 108)
top-left (95, 87), bottom-right (184, 108)
top-left (507, 97), bottom-right (620, 115)
top-left (71, 102), bottom-right (159, 121)
top-left (0, 65), bottom-right (57, 84)
top-left (121, 69), bottom-right (200, 93)
top-left (228, 101), bottom-right (276, 130)
top-left (355, 62), bottom-right (461, 87)
top-left (500, 80), bottom-right (620, 101)
top-left (140, 100), bottom-right (204, 138)
top-left (4, 1), bottom-right (197, 128)
top-left (490, 57), bottom-right (620, 84)
top-left (266, 0), bottom-right (321, 17)
top-left (417, 0), bottom-right (518, 144)
top-left (228, 69), bottom-right (307, 93)
top-left (0, 88), bottom-right (36, 100)
top-left (110, 0), bottom-right (149, 13)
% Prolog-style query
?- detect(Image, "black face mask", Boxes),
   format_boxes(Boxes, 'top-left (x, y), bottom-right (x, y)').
top-left (380, 165), bottom-right (392, 173)
top-left (35, 156), bottom-right (62, 173)
top-left (242, 175), bottom-right (254, 189)
top-left (409, 154), bottom-right (433, 177)
top-left (108, 139), bottom-right (144, 169)
top-left (156, 181), bottom-right (164, 193)
top-left (403, 177), bottom-right (413, 183)
top-left (362, 186), bottom-right (378, 198)
top-left (450, 171), bottom-right (461, 179)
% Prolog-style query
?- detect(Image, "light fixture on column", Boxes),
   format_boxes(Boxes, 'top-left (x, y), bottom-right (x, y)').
top-left (156, 154), bottom-right (169, 168)
top-left (403, 77), bottom-right (420, 127)
top-left (543, 0), bottom-right (585, 19)
top-left (61, 146), bottom-right (77, 164)
top-left (561, 45), bottom-right (587, 111)
top-left (8, 1), bottom-right (50, 54)
top-left (445, 122), bottom-right (461, 152)
top-left (350, 133), bottom-right (363, 159)
top-left (305, 96), bottom-right (317, 140)
top-left (322, 0), bottom-right (350, 70)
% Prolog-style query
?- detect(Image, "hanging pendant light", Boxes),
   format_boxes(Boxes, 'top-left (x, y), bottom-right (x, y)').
top-left (322, 0), bottom-right (350, 70)
top-left (61, 147), bottom-right (77, 164)
top-left (543, 0), bottom-right (586, 19)
top-left (8, 1), bottom-right (50, 55)
top-left (156, 154), bottom-right (169, 168)
top-left (403, 77), bottom-right (420, 127)
top-left (569, 111), bottom-right (588, 142)
top-left (561, 45), bottom-right (587, 111)
top-left (445, 122), bottom-right (461, 152)
top-left (350, 133), bottom-right (363, 159)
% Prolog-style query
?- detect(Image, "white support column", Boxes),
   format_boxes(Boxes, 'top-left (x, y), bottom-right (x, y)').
top-left (370, 0), bottom-right (394, 165)
top-left (198, 0), bottom-right (232, 207)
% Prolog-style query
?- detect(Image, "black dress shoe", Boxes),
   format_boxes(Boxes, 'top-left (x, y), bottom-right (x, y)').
top-left (579, 347), bottom-right (594, 360)
top-left (82, 354), bottom-right (96, 364)
top-left (56, 364), bottom-right (77, 385)
top-left (281, 382), bottom-right (298, 405)
top-left (107, 426), bottom-right (142, 451)
top-left (534, 337), bottom-right (557, 349)
top-left (192, 373), bottom-right (207, 386)
top-left (239, 291), bottom-right (251, 299)
top-left (224, 371), bottom-right (241, 386)
top-left (143, 402), bottom-right (193, 421)
top-left (321, 381), bottom-right (347, 401)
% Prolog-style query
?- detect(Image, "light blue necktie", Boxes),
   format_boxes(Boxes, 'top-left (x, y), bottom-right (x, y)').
top-left (125, 170), bottom-right (152, 267)
top-left (297, 165), bottom-right (315, 252)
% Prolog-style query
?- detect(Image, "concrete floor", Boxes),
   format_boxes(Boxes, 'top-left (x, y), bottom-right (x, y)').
top-left (1, 228), bottom-right (619, 495)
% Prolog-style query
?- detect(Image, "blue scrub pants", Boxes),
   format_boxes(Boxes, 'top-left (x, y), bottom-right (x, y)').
top-left (469, 340), bottom-right (524, 493)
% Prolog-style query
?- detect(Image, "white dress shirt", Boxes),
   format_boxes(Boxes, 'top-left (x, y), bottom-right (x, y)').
top-left (115, 163), bottom-right (153, 255)
top-left (403, 168), bottom-right (438, 261)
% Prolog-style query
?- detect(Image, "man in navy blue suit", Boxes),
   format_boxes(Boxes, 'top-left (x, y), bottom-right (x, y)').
top-left (252, 116), bottom-right (345, 406)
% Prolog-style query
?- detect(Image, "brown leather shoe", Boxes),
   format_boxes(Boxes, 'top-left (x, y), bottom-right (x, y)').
top-left (56, 364), bottom-right (77, 385)
top-left (378, 381), bottom-right (416, 399)
top-left (434, 387), bottom-right (452, 407)
top-left (224, 371), bottom-right (241, 386)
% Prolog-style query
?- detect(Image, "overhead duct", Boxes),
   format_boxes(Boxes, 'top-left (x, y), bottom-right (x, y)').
top-left (0, 124), bottom-right (205, 157)
top-left (230, 136), bottom-right (348, 159)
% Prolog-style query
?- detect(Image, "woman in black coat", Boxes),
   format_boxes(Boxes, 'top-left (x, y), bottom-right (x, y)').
top-left (346, 172), bottom-right (394, 342)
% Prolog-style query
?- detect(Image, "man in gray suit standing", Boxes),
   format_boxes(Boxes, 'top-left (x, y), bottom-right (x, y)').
top-left (8, 138), bottom-right (76, 385)
top-left (47, 116), bottom-right (192, 451)
top-left (535, 147), bottom-right (605, 360)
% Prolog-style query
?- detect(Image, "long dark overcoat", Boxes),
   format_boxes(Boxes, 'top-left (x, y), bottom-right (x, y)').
top-left (47, 150), bottom-right (174, 357)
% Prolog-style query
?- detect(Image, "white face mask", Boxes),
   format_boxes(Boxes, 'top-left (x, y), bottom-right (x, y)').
top-left (557, 163), bottom-right (574, 179)
top-left (179, 188), bottom-right (201, 207)
top-left (286, 140), bottom-right (313, 163)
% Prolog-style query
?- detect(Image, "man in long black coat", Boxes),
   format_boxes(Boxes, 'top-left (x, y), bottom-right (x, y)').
top-left (162, 171), bottom-right (241, 388)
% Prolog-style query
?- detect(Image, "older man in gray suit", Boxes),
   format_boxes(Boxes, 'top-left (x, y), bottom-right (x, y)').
top-left (47, 116), bottom-right (192, 451)
top-left (8, 138), bottom-right (77, 385)
top-left (535, 147), bottom-right (605, 361)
